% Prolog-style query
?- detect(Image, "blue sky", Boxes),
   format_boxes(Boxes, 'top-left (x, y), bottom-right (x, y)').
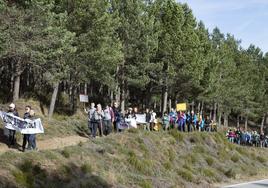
top-left (178, 0), bottom-right (268, 53)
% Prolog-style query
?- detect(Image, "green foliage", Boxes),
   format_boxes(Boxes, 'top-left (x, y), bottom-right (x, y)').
top-left (224, 168), bottom-right (236, 178)
top-left (61, 149), bottom-right (71, 158)
top-left (81, 163), bottom-right (92, 174)
top-left (256, 156), bottom-right (267, 163)
top-left (139, 179), bottom-right (153, 188)
top-left (169, 129), bottom-right (184, 142)
top-left (231, 154), bottom-right (240, 163)
top-left (205, 156), bottom-right (214, 166)
top-left (177, 169), bottom-right (194, 182)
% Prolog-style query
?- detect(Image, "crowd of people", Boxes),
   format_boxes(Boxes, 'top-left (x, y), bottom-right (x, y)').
top-left (227, 128), bottom-right (268, 148)
top-left (84, 102), bottom-right (218, 138)
top-left (85, 102), bottom-right (268, 149)
top-left (4, 103), bottom-right (37, 152)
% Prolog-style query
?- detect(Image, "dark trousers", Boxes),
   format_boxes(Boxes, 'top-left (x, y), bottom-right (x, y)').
top-left (22, 134), bottom-right (30, 150)
top-left (8, 130), bottom-right (16, 146)
top-left (103, 120), bottom-right (112, 136)
top-left (92, 120), bottom-right (103, 137)
top-left (88, 121), bottom-right (93, 135)
top-left (29, 134), bottom-right (36, 149)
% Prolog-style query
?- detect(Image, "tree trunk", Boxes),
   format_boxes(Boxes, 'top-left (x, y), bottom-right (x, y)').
top-left (84, 83), bottom-right (87, 95)
top-left (191, 100), bottom-right (195, 112)
top-left (168, 98), bottom-right (171, 112)
top-left (237, 115), bottom-right (240, 128)
top-left (121, 86), bottom-right (125, 116)
top-left (162, 89), bottom-right (168, 115)
top-left (159, 100), bottom-right (162, 113)
top-left (200, 101), bottom-right (204, 115)
top-left (218, 112), bottom-right (222, 127)
top-left (49, 82), bottom-right (59, 119)
top-left (13, 75), bottom-right (20, 101)
top-left (197, 102), bottom-right (201, 114)
top-left (223, 113), bottom-right (228, 127)
top-left (245, 116), bottom-right (248, 131)
top-left (116, 85), bottom-right (120, 103)
top-left (213, 102), bottom-right (217, 122)
top-left (261, 114), bottom-right (265, 133)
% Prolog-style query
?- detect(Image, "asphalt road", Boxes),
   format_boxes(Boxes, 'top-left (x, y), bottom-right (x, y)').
top-left (223, 179), bottom-right (268, 188)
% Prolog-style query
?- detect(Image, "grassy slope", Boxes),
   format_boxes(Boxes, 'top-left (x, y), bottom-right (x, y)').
top-left (0, 130), bottom-right (267, 188)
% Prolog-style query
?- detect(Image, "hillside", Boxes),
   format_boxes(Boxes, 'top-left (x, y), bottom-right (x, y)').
top-left (0, 129), bottom-right (267, 188)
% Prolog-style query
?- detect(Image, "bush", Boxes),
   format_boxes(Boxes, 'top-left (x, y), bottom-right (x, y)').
top-left (169, 130), bottom-right (184, 142)
top-left (224, 168), bottom-right (236, 178)
top-left (193, 145), bottom-right (205, 153)
top-left (163, 162), bottom-right (172, 171)
top-left (256, 156), bottom-right (267, 163)
top-left (139, 180), bottom-right (153, 188)
top-left (231, 154), bottom-right (239, 163)
top-left (202, 168), bottom-right (215, 179)
top-left (61, 149), bottom-right (70, 158)
top-left (205, 156), bottom-right (214, 166)
top-left (177, 169), bottom-right (193, 182)
top-left (168, 149), bottom-right (175, 162)
top-left (81, 163), bottom-right (92, 174)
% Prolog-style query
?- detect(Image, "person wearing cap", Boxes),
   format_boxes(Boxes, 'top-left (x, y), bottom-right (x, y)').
top-left (7, 103), bottom-right (19, 147)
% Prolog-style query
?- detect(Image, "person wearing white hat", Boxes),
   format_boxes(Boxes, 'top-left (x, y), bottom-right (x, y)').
top-left (7, 103), bottom-right (19, 147)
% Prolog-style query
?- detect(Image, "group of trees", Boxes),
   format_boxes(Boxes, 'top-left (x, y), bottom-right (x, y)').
top-left (0, 0), bottom-right (267, 131)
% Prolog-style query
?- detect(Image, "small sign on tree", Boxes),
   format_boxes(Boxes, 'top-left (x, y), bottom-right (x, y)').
top-left (176, 103), bottom-right (187, 111)
top-left (79, 94), bottom-right (88, 103)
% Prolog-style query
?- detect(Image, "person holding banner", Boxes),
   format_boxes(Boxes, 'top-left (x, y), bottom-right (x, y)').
top-left (28, 110), bottom-right (37, 150)
top-left (7, 103), bottom-right (19, 147)
top-left (22, 105), bottom-right (31, 152)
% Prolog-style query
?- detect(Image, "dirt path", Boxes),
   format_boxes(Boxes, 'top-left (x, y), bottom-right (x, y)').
top-left (0, 135), bottom-right (89, 153)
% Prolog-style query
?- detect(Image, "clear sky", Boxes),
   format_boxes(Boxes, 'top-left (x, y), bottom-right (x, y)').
top-left (178, 0), bottom-right (268, 53)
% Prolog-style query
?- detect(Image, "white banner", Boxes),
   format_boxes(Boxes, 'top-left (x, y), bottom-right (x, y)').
top-left (136, 114), bottom-right (146, 124)
top-left (0, 111), bottom-right (44, 134)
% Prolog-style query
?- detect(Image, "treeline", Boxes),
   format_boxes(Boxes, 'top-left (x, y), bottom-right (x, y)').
top-left (0, 0), bottom-right (267, 131)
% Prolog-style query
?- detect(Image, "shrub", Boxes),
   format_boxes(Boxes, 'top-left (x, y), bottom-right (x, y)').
top-left (139, 180), bottom-right (153, 188)
top-left (235, 147), bottom-right (247, 155)
top-left (177, 169), bottom-right (193, 182)
top-left (205, 156), bottom-right (214, 166)
top-left (193, 145), bottom-right (205, 153)
top-left (231, 154), bottom-right (239, 163)
top-left (81, 163), bottom-right (92, 174)
top-left (169, 130), bottom-right (184, 142)
top-left (224, 168), bottom-right (236, 178)
top-left (164, 162), bottom-right (172, 171)
top-left (202, 168), bottom-right (215, 179)
top-left (256, 156), bottom-right (267, 163)
top-left (61, 149), bottom-right (70, 158)
top-left (168, 149), bottom-right (175, 162)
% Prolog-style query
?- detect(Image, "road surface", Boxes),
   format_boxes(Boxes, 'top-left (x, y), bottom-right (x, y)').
top-left (223, 179), bottom-right (268, 188)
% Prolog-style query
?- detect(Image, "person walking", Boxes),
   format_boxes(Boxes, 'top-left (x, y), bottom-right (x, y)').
top-left (92, 104), bottom-right (104, 138)
top-left (85, 103), bottom-right (96, 137)
top-left (103, 104), bottom-right (113, 136)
